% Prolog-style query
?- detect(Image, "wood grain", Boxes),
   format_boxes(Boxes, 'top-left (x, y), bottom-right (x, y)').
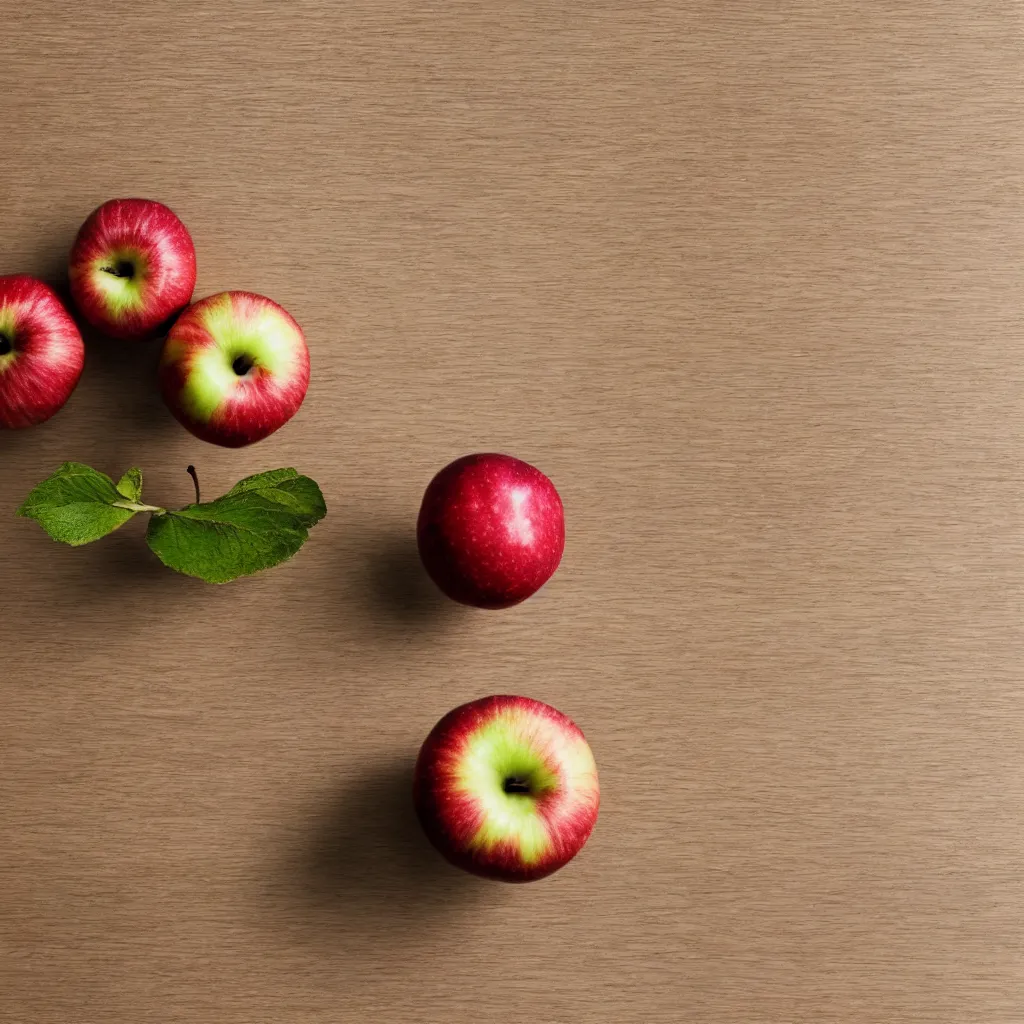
top-left (2, 2), bottom-right (1022, 1021)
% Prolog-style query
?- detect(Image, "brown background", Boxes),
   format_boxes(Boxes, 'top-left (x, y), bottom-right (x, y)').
top-left (1, 2), bottom-right (1022, 1022)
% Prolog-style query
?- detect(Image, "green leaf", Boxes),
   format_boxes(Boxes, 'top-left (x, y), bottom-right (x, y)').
top-left (18, 462), bottom-right (326, 583)
top-left (17, 462), bottom-right (138, 546)
top-left (224, 468), bottom-right (327, 527)
top-left (226, 468), bottom-right (302, 496)
top-left (145, 473), bottom-right (326, 583)
top-left (115, 467), bottom-right (143, 503)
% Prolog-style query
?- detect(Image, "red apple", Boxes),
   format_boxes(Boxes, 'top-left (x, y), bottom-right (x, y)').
top-left (416, 453), bottom-right (565, 609)
top-left (158, 291), bottom-right (310, 447)
top-left (414, 695), bottom-right (600, 882)
top-left (69, 198), bottom-right (196, 341)
top-left (0, 275), bottom-right (85, 429)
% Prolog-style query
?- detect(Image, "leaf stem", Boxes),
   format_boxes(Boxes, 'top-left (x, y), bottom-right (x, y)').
top-left (187, 465), bottom-right (200, 504)
top-left (112, 500), bottom-right (166, 514)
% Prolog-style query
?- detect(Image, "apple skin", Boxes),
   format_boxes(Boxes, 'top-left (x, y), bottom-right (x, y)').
top-left (0, 275), bottom-right (85, 429)
top-left (158, 291), bottom-right (310, 448)
top-left (414, 695), bottom-right (599, 882)
top-left (417, 454), bottom-right (565, 609)
top-left (69, 198), bottom-right (196, 341)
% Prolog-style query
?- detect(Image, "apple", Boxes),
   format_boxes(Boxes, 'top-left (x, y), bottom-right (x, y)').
top-left (414, 695), bottom-right (600, 882)
top-left (416, 453), bottom-right (565, 609)
top-left (158, 290), bottom-right (310, 447)
top-left (0, 275), bottom-right (85, 429)
top-left (69, 198), bottom-right (196, 341)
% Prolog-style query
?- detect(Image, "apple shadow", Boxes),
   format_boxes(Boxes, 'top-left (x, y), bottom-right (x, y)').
top-left (34, 254), bottom-right (74, 304)
top-left (77, 325), bottom-right (177, 438)
top-left (0, 420), bottom-right (44, 455)
top-left (0, 237), bottom-right (184, 596)
top-left (359, 529), bottom-right (464, 631)
top-left (0, 251), bottom-right (178, 453)
top-left (32, 243), bottom-right (176, 441)
top-left (264, 758), bottom-right (494, 948)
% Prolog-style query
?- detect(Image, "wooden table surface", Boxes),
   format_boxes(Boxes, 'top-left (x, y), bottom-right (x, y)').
top-left (2, 3), bottom-right (1022, 1022)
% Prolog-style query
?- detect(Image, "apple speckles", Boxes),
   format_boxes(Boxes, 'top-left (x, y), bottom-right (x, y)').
top-left (417, 453), bottom-right (565, 609)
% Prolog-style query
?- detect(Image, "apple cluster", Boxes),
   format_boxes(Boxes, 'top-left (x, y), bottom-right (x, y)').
top-left (0, 198), bottom-right (309, 446)
top-left (1, 199), bottom-right (599, 882)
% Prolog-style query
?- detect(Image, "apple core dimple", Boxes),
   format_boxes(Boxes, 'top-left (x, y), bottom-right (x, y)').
top-left (157, 290), bottom-right (309, 447)
top-left (102, 259), bottom-right (136, 279)
top-left (413, 694), bottom-right (599, 881)
top-left (0, 333), bottom-right (12, 356)
top-left (69, 199), bottom-right (197, 341)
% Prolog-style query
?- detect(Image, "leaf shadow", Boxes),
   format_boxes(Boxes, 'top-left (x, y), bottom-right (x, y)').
top-left (11, 520), bottom-right (201, 629)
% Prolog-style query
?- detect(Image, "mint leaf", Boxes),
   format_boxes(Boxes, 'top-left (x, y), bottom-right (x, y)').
top-left (18, 462), bottom-right (138, 546)
top-left (145, 472), bottom-right (326, 583)
top-left (116, 467), bottom-right (143, 503)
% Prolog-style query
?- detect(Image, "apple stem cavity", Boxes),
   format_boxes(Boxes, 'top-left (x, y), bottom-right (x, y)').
top-left (0, 332), bottom-right (11, 356)
top-left (502, 777), bottom-right (532, 795)
top-left (231, 354), bottom-right (254, 376)
top-left (186, 464), bottom-right (201, 504)
top-left (101, 260), bottom-right (135, 279)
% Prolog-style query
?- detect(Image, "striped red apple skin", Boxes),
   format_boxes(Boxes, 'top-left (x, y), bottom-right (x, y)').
top-left (414, 695), bottom-right (600, 882)
top-left (0, 276), bottom-right (85, 429)
top-left (69, 198), bottom-right (196, 341)
top-left (159, 291), bottom-right (310, 448)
